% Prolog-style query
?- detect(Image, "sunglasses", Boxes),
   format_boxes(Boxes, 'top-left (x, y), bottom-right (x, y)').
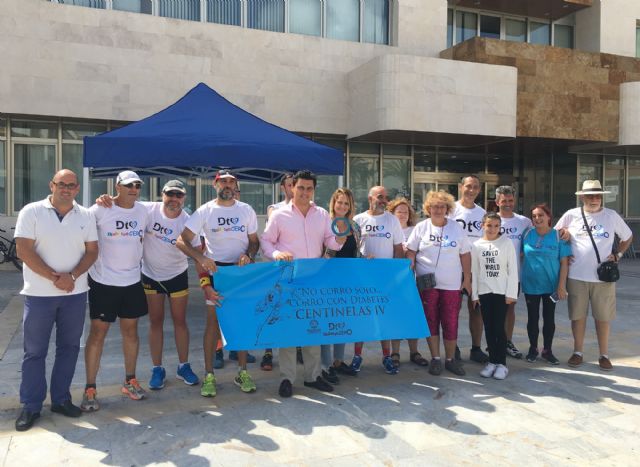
top-left (122, 182), bottom-right (142, 189)
top-left (164, 191), bottom-right (185, 198)
top-left (51, 181), bottom-right (79, 190)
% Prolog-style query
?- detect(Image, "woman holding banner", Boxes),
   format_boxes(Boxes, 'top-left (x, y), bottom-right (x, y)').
top-left (321, 188), bottom-right (360, 384)
top-left (406, 191), bottom-right (471, 377)
top-left (388, 198), bottom-right (429, 368)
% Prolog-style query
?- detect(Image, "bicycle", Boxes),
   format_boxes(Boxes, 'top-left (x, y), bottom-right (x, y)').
top-left (0, 227), bottom-right (23, 272)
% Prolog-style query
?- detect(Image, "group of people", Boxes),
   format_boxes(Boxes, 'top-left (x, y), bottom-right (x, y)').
top-left (12, 168), bottom-right (633, 432)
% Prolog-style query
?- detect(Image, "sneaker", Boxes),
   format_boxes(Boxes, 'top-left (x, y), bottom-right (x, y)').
top-left (176, 363), bottom-right (199, 385)
top-left (122, 378), bottom-right (147, 400)
top-left (213, 350), bottom-right (224, 369)
top-left (200, 372), bottom-right (217, 397)
top-left (506, 341), bottom-right (523, 359)
top-left (350, 355), bottom-right (363, 372)
top-left (321, 367), bottom-right (339, 384)
top-left (334, 361), bottom-right (357, 376)
top-left (382, 356), bottom-right (398, 375)
top-left (469, 347), bottom-right (490, 364)
top-left (260, 352), bottom-right (273, 371)
top-left (541, 350), bottom-right (560, 366)
top-left (480, 363), bottom-right (497, 378)
top-left (149, 366), bottom-right (166, 390)
top-left (80, 387), bottom-right (99, 412)
top-left (428, 358), bottom-right (442, 376)
top-left (599, 356), bottom-right (613, 371)
top-left (445, 359), bottom-right (466, 376)
top-left (526, 347), bottom-right (539, 363)
top-left (454, 346), bottom-right (462, 361)
top-left (234, 370), bottom-right (257, 393)
top-left (228, 351), bottom-right (257, 363)
top-left (493, 364), bottom-right (509, 380)
top-left (568, 353), bottom-right (583, 368)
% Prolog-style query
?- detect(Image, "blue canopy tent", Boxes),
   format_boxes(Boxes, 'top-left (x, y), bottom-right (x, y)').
top-left (83, 82), bottom-right (344, 183)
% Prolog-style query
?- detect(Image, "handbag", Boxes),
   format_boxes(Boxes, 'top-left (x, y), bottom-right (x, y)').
top-left (580, 208), bottom-right (619, 283)
top-left (416, 223), bottom-right (443, 291)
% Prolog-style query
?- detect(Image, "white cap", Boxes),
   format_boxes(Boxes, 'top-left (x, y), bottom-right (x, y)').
top-left (116, 170), bottom-right (143, 185)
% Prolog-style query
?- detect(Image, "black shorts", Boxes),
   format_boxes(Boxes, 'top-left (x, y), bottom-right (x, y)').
top-left (88, 275), bottom-right (148, 322)
top-left (142, 269), bottom-right (189, 298)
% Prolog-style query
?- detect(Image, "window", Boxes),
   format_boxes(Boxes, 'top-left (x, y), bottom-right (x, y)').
top-left (247, 0), bottom-right (285, 33)
top-left (62, 122), bottom-right (107, 196)
top-left (363, 0), bottom-right (389, 45)
top-left (447, 9), bottom-right (453, 48)
top-left (455, 10), bottom-right (477, 43)
top-left (553, 153), bottom-right (577, 216)
top-left (438, 150), bottom-right (484, 174)
top-left (0, 140), bottom-right (5, 214)
top-left (629, 157), bottom-right (640, 217)
top-left (554, 24), bottom-right (574, 49)
top-left (530, 21), bottom-right (551, 45)
top-left (326, 0), bottom-right (360, 42)
top-left (604, 157), bottom-right (624, 213)
top-left (382, 145), bottom-right (410, 201)
top-left (11, 121), bottom-right (57, 139)
top-left (289, 0), bottom-right (321, 36)
top-left (112, 0), bottom-right (152, 13)
top-left (349, 143), bottom-right (379, 213)
top-left (505, 18), bottom-right (526, 42)
top-left (480, 15), bottom-right (500, 40)
top-left (157, 0), bottom-right (201, 21)
top-left (314, 139), bottom-right (344, 210)
top-left (414, 147), bottom-right (435, 173)
top-left (207, 0), bottom-right (241, 25)
top-left (636, 24), bottom-right (640, 58)
top-left (14, 144), bottom-right (57, 211)
top-left (58, 0), bottom-right (106, 8)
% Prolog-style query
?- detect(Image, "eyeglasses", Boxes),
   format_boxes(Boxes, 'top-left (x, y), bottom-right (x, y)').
top-left (164, 191), bottom-right (185, 198)
top-left (51, 181), bottom-right (79, 190)
top-left (122, 183), bottom-right (142, 189)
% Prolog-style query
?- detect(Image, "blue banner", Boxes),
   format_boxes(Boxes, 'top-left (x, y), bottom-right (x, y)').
top-left (214, 258), bottom-right (429, 350)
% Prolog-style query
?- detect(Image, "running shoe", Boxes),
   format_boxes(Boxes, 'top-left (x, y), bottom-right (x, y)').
top-left (80, 387), bottom-right (100, 412)
top-left (469, 347), bottom-right (490, 364)
top-left (122, 378), bottom-right (147, 400)
top-left (350, 355), bottom-right (363, 372)
top-left (506, 341), bottom-right (523, 359)
top-left (260, 352), bottom-right (273, 371)
top-left (526, 347), bottom-right (539, 363)
top-left (201, 372), bottom-right (217, 397)
top-left (334, 361), bottom-right (357, 376)
top-left (176, 363), bottom-right (199, 385)
top-left (382, 356), bottom-right (398, 375)
top-left (321, 367), bottom-right (339, 384)
top-left (493, 364), bottom-right (509, 380)
top-left (234, 370), bottom-right (257, 393)
top-left (445, 358), bottom-right (466, 376)
top-left (541, 350), bottom-right (560, 366)
top-left (480, 363), bottom-right (497, 378)
top-left (428, 358), bottom-right (442, 376)
top-left (213, 349), bottom-right (224, 369)
top-left (149, 366), bottom-right (166, 390)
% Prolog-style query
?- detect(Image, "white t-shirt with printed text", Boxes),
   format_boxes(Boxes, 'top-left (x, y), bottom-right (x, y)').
top-left (185, 199), bottom-right (258, 263)
top-left (406, 219), bottom-right (471, 291)
top-left (89, 202), bottom-right (149, 287)
top-left (555, 207), bottom-right (632, 282)
top-left (450, 201), bottom-right (485, 240)
top-left (353, 211), bottom-right (404, 259)
top-left (499, 212), bottom-right (533, 274)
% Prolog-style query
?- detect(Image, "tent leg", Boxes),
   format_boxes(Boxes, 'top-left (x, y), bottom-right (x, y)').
top-left (82, 167), bottom-right (90, 208)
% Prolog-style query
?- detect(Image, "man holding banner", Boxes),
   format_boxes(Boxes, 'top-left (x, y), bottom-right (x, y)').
top-left (177, 170), bottom-right (260, 397)
top-left (260, 170), bottom-right (346, 398)
top-left (352, 186), bottom-right (405, 375)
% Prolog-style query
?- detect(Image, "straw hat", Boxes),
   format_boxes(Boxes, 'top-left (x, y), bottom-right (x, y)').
top-left (575, 180), bottom-right (610, 195)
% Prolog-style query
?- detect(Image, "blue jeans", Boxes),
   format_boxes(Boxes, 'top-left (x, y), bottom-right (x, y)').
top-left (320, 343), bottom-right (346, 368)
top-left (20, 293), bottom-right (87, 412)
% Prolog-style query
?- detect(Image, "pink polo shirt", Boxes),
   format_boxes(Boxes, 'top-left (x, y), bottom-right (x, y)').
top-left (261, 202), bottom-right (341, 259)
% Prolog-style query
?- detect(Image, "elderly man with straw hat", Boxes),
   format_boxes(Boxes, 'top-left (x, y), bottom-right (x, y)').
top-left (555, 180), bottom-right (633, 371)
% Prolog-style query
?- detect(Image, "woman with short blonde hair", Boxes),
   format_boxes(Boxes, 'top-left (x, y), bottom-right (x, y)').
top-left (423, 190), bottom-right (456, 217)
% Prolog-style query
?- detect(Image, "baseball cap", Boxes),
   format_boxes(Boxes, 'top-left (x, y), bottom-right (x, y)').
top-left (162, 180), bottom-right (187, 194)
top-left (214, 170), bottom-right (236, 182)
top-left (116, 170), bottom-right (143, 185)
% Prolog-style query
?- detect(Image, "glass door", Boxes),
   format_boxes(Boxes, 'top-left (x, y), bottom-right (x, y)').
top-left (13, 143), bottom-right (56, 212)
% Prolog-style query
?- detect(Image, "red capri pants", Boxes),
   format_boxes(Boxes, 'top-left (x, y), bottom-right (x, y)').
top-left (420, 288), bottom-right (462, 341)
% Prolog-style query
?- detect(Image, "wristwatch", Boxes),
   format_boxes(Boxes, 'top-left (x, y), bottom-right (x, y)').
top-left (617, 252), bottom-right (623, 259)
top-left (70, 273), bottom-right (77, 282)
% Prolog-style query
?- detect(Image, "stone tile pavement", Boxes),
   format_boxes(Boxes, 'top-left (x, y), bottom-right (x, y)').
top-left (0, 261), bottom-right (639, 466)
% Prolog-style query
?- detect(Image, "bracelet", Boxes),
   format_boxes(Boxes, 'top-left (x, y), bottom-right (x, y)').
top-left (199, 277), bottom-right (212, 288)
top-left (70, 273), bottom-right (77, 282)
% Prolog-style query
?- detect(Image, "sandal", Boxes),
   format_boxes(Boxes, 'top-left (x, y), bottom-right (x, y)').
top-left (390, 353), bottom-right (400, 368)
top-left (410, 352), bottom-right (429, 367)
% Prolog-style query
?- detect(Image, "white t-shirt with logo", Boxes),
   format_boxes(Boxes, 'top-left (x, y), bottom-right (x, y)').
top-left (185, 199), bottom-right (258, 263)
top-left (141, 202), bottom-right (199, 282)
top-left (555, 207), bottom-right (632, 282)
top-left (450, 201), bottom-right (485, 239)
top-left (499, 212), bottom-right (533, 274)
top-left (15, 198), bottom-right (98, 297)
top-left (353, 211), bottom-right (404, 259)
top-left (406, 219), bottom-right (471, 291)
top-left (89, 203), bottom-right (149, 286)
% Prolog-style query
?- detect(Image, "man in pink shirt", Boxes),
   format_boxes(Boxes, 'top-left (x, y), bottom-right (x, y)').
top-left (261, 170), bottom-right (345, 397)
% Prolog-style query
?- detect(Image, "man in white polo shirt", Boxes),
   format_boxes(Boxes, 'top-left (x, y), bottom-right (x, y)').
top-left (82, 170), bottom-right (150, 412)
top-left (13, 169), bottom-right (98, 431)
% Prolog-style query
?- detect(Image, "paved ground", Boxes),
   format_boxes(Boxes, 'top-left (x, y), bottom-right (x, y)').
top-left (0, 260), bottom-right (639, 466)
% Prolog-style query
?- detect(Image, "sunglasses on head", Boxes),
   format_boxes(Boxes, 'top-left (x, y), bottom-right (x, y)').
top-left (122, 182), bottom-right (142, 189)
top-left (164, 191), bottom-right (185, 198)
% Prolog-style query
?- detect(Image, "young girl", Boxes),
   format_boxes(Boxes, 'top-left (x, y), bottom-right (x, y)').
top-left (471, 212), bottom-right (519, 380)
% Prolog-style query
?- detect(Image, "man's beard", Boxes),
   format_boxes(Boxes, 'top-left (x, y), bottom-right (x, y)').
top-left (217, 187), bottom-right (234, 200)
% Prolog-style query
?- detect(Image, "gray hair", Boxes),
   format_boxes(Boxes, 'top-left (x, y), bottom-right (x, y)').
top-left (495, 185), bottom-right (515, 198)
